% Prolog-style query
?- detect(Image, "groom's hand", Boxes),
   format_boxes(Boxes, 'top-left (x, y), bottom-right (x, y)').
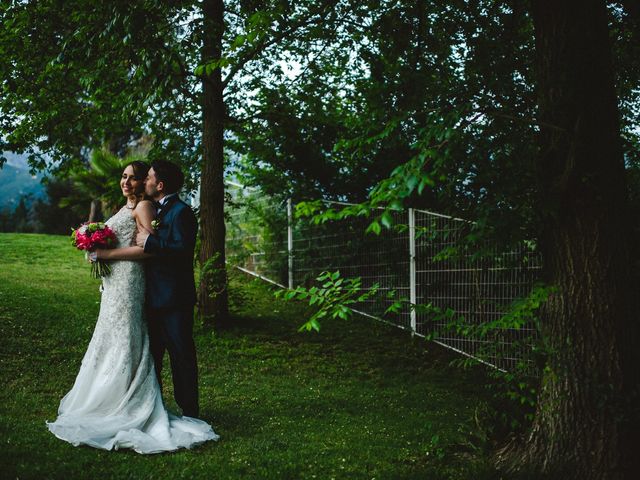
top-left (136, 231), bottom-right (150, 248)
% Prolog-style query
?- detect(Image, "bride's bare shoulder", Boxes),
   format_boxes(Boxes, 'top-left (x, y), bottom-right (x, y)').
top-left (133, 200), bottom-right (155, 216)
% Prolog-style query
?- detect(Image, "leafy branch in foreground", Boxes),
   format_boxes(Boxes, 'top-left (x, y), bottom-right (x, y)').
top-left (275, 271), bottom-right (379, 332)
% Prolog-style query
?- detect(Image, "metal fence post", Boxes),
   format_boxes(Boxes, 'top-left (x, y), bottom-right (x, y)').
top-left (409, 208), bottom-right (417, 334)
top-left (287, 198), bottom-right (294, 289)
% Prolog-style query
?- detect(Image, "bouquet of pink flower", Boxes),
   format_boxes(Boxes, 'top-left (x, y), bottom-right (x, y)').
top-left (71, 222), bottom-right (117, 278)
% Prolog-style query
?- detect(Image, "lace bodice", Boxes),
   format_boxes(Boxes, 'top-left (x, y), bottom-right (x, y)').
top-left (106, 206), bottom-right (138, 248)
top-left (102, 206), bottom-right (144, 307)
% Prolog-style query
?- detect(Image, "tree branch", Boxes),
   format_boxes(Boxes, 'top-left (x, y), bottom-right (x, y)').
top-left (221, 6), bottom-right (335, 90)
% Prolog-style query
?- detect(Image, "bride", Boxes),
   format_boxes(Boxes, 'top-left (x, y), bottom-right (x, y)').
top-left (46, 161), bottom-right (219, 454)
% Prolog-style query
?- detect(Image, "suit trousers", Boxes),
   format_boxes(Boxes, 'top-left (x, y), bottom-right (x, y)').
top-left (146, 305), bottom-right (199, 418)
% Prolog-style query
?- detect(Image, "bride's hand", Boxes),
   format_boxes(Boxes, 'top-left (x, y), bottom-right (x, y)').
top-left (135, 229), bottom-right (151, 248)
top-left (94, 249), bottom-right (111, 261)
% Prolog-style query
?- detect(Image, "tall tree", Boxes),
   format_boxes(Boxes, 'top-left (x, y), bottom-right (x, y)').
top-left (498, 1), bottom-right (640, 477)
top-left (200, 0), bottom-right (228, 323)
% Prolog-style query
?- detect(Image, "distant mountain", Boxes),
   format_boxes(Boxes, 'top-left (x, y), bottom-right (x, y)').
top-left (0, 152), bottom-right (45, 210)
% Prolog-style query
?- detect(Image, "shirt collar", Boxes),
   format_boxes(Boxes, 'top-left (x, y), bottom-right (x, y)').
top-left (158, 193), bottom-right (178, 206)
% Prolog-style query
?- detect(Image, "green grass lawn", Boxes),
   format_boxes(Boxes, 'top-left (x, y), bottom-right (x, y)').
top-left (0, 232), bottom-right (501, 479)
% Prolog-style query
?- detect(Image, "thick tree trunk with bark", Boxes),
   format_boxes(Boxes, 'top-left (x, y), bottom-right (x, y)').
top-left (497, 2), bottom-right (640, 478)
top-left (199, 0), bottom-right (229, 327)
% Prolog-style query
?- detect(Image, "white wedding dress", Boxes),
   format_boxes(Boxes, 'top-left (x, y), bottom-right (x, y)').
top-left (47, 206), bottom-right (219, 453)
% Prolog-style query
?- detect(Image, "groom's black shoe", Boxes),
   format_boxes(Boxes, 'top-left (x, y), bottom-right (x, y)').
top-left (183, 410), bottom-right (199, 419)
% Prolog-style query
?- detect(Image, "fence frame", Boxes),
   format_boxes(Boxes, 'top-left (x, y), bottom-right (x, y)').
top-left (224, 187), bottom-right (541, 371)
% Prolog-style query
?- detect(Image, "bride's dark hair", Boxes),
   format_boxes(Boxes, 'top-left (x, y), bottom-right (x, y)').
top-left (128, 160), bottom-right (149, 180)
top-left (126, 160), bottom-right (152, 206)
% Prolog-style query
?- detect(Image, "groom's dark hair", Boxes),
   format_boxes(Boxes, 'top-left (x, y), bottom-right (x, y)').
top-left (152, 160), bottom-right (184, 194)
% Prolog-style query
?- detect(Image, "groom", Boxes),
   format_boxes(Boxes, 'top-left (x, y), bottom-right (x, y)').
top-left (136, 160), bottom-right (200, 418)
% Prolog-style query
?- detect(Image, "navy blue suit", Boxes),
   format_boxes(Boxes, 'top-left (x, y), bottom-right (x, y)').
top-left (144, 195), bottom-right (200, 417)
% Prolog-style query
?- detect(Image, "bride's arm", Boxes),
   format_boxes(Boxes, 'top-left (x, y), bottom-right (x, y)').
top-left (95, 201), bottom-right (156, 261)
top-left (97, 246), bottom-right (150, 260)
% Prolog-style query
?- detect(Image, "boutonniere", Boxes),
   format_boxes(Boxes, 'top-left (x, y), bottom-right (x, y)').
top-left (151, 219), bottom-right (161, 230)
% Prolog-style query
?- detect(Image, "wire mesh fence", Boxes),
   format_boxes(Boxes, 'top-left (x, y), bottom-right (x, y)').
top-left (412, 211), bottom-right (542, 370)
top-left (225, 183), bottom-right (542, 371)
top-left (225, 183), bottom-right (289, 286)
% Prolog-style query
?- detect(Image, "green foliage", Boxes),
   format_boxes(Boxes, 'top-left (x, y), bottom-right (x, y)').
top-left (294, 200), bottom-right (372, 224)
top-left (232, 1), bottom-right (640, 259)
top-left (275, 271), bottom-right (379, 332)
top-left (200, 252), bottom-right (228, 302)
top-left (0, 1), bottom-right (154, 170)
top-left (34, 178), bottom-right (89, 233)
top-left (0, 0), bottom-right (349, 180)
top-left (230, 1), bottom-right (540, 241)
top-left (0, 195), bottom-right (35, 233)
top-left (2, 0), bottom-right (638, 239)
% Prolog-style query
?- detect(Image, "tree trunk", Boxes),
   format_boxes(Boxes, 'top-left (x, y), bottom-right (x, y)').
top-left (88, 198), bottom-right (101, 222)
top-left (497, 2), bottom-right (640, 478)
top-left (199, 0), bottom-right (229, 327)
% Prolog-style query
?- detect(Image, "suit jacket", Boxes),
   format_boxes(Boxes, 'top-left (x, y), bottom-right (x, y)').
top-left (143, 195), bottom-right (198, 309)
